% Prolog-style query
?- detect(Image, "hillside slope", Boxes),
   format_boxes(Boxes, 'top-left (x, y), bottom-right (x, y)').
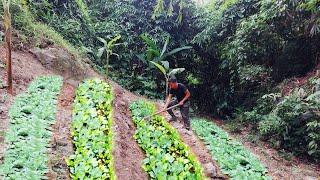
top-left (0, 46), bottom-right (225, 179)
top-left (0, 45), bottom-right (319, 179)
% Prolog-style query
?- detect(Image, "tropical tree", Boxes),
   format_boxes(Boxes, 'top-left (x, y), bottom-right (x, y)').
top-left (138, 34), bottom-right (192, 63)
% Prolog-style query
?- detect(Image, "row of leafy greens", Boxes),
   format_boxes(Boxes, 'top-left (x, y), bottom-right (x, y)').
top-left (191, 118), bottom-right (270, 180)
top-left (129, 100), bottom-right (204, 179)
top-left (66, 79), bottom-right (115, 179)
top-left (0, 76), bottom-right (63, 178)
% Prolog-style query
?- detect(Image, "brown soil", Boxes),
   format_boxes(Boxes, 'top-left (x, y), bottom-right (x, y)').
top-left (214, 119), bottom-right (320, 180)
top-left (110, 81), bottom-right (149, 180)
top-left (47, 81), bottom-right (77, 180)
top-left (281, 63), bottom-right (320, 96)
top-left (156, 104), bottom-right (226, 179)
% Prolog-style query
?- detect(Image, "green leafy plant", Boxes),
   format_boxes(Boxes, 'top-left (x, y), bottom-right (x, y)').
top-left (97, 35), bottom-right (122, 77)
top-left (0, 31), bottom-right (4, 42)
top-left (242, 87), bottom-right (320, 161)
top-left (138, 34), bottom-right (191, 96)
top-left (191, 118), bottom-right (270, 179)
top-left (152, 0), bottom-right (186, 22)
top-left (0, 76), bottom-right (63, 178)
top-left (139, 34), bottom-right (192, 63)
top-left (66, 79), bottom-right (115, 180)
top-left (150, 61), bottom-right (185, 97)
top-left (75, 0), bottom-right (91, 24)
top-left (129, 100), bottom-right (204, 179)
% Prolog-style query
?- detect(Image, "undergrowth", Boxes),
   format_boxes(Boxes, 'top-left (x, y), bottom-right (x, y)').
top-left (0, 1), bottom-right (82, 57)
top-left (236, 76), bottom-right (320, 161)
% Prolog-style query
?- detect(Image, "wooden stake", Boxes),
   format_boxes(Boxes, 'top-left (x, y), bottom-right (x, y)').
top-left (3, 0), bottom-right (13, 95)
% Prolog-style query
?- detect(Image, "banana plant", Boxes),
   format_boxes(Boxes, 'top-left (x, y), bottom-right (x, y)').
top-left (97, 35), bottom-right (121, 77)
top-left (137, 34), bottom-right (192, 97)
top-left (150, 61), bottom-right (185, 97)
top-left (137, 34), bottom-right (192, 63)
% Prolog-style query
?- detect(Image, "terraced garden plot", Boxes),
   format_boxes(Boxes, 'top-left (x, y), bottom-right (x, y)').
top-left (192, 118), bottom-right (271, 180)
top-left (66, 79), bottom-right (115, 179)
top-left (129, 100), bottom-right (204, 179)
top-left (0, 76), bottom-right (63, 179)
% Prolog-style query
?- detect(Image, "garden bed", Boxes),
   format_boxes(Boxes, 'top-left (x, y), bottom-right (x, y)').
top-left (192, 118), bottom-right (270, 179)
top-left (0, 76), bottom-right (63, 178)
top-left (66, 79), bottom-right (115, 179)
top-left (130, 100), bottom-right (204, 179)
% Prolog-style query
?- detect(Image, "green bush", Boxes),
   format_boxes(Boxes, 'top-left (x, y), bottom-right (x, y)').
top-left (66, 79), bottom-right (115, 179)
top-left (235, 93), bottom-right (280, 125)
top-left (0, 76), bottom-right (63, 178)
top-left (129, 100), bottom-right (204, 179)
top-left (243, 84), bottom-right (320, 161)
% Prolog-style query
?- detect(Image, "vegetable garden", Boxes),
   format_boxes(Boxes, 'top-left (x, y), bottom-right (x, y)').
top-left (0, 76), bottom-right (63, 178)
top-left (130, 101), bottom-right (204, 179)
top-left (66, 79), bottom-right (115, 179)
top-left (0, 76), bottom-right (280, 179)
top-left (1, 0), bottom-right (319, 179)
top-left (192, 119), bottom-right (269, 179)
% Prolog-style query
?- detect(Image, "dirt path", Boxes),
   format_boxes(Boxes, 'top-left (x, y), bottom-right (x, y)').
top-left (233, 131), bottom-right (320, 180)
top-left (111, 83), bottom-right (149, 180)
top-left (47, 81), bottom-right (76, 180)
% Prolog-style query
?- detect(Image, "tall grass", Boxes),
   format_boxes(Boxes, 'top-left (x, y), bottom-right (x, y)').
top-left (1, 0), bottom-right (83, 58)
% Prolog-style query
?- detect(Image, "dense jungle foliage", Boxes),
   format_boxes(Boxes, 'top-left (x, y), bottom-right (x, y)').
top-left (1, 0), bottom-right (319, 161)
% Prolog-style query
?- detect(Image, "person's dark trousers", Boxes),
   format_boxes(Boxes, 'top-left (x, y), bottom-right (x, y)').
top-left (167, 100), bottom-right (190, 130)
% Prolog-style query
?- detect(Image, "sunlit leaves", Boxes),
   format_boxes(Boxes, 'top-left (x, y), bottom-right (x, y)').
top-left (67, 79), bottom-right (115, 180)
top-left (129, 100), bottom-right (204, 179)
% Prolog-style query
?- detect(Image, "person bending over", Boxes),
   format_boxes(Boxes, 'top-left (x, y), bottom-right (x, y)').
top-left (164, 76), bottom-right (191, 130)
